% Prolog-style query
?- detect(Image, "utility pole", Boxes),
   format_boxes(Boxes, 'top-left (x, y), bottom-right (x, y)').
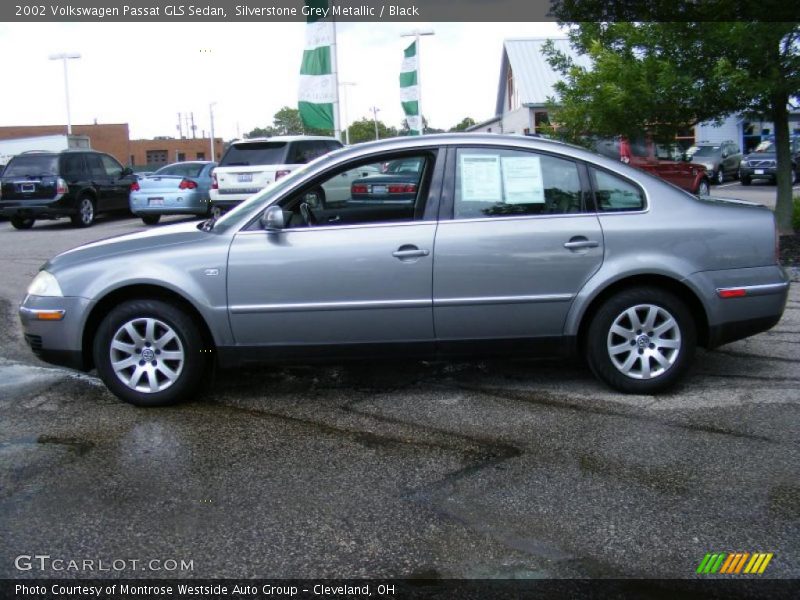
top-left (400, 29), bottom-right (434, 134)
top-left (177, 112), bottom-right (183, 138)
top-left (49, 52), bottom-right (81, 135)
top-left (371, 106), bottom-right (381, 140)
top-left (209, 103), bottom-right (217, 162)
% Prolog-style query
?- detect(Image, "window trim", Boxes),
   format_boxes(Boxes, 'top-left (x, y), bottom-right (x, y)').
top-left (443, 145), bottom-right (590, 222)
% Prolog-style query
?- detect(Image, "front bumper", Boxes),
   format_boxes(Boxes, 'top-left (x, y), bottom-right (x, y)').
top-left (19, 294), bottom-right (91, 371)
top-left (739, 164), bottom-right (776, 180)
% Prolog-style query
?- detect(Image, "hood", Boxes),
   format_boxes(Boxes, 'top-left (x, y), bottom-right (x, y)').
top-left (743, 152), bottom-right (776, 161)
top-left (45, 220), bottom-right (212, 272)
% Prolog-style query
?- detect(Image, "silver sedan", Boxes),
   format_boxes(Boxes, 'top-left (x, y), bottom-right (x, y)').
top-left (19, 134), bottom-right (790, 406)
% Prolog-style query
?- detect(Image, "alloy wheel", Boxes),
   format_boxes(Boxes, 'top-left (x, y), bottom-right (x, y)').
top-left (606, 304), bottom-right (682, 380)
top-left (109, 317), bottom-right (185, 393)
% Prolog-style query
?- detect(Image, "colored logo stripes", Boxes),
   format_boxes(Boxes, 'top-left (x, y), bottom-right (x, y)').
top-left (696, 552), bottom-right (774, 574)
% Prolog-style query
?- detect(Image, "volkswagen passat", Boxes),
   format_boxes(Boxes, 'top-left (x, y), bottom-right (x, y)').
top-left (19, 135), bottom-right (790, 406)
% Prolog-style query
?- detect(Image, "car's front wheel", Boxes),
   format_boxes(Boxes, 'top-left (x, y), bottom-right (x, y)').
top-left (715, 168), bottom-right (724, 184)
top-left (586, 287), bottom-right (696, 394)
top-left (71, 196), bottom-right (96, 227)
top-left (93, 299), bottom-right (207, 406)
top-left (740, 174), bottom-right (751, 186)
top-left (696, 179), bottom-right (710, 196)
top-left (10, 216), bottom-right (35, 230)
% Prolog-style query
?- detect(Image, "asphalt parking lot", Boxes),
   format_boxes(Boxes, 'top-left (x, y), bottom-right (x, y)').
top-left (1, 183), bottom-right (798, 580)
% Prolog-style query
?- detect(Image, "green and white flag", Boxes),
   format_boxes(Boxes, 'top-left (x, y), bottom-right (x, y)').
top-left (400, 41), bottom-right (421, 135)
top-left (298, 1), bottom-right (337, 132)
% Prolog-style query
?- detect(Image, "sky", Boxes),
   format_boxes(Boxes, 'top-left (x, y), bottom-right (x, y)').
top-left (0, 21), bottom-right (563, 141)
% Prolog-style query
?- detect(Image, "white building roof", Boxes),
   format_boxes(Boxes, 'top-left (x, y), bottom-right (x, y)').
top-left (495, 38), bottom-right (591, 115)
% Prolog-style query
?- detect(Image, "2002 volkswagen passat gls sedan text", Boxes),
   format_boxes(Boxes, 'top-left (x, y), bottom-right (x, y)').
top-left (19, 135), bottom-right (790, 406)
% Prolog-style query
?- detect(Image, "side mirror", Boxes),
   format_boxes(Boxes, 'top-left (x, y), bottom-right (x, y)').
top-left (260, 205), bottom-right (285, 231)
top-left (121, 167), bottom-right (134, 177)
top-left (721, 151), bottom-right (729, 158)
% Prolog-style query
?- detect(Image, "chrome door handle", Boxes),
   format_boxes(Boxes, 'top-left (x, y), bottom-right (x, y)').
top-left (392, 247), bottom-right (430, 259)
top-left (563, 240), bottom-right (599, 249)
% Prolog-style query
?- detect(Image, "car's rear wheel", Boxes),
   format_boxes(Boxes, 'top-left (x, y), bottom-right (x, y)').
top-left (740, 174), bottom-right (751, 186)
top-left (141, 214), bottom-right (161, 225)
top-left (71, 196), bottom-right (96, 227)
top-left (586, 287), bottom-right (696, 394)
top-left (93, 299), bottom-right (207, 406)
top-left (10, 216), bottom-right (35, 230)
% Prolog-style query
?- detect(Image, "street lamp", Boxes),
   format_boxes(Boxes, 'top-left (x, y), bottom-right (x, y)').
top-left (209, 102), bottom-right (217, 162)
top-left (371, 106), bottom-right (381, 140)
top-left (340, 81), bottom-right (356, 145)
top-left (49, 52), bottom-right (81, 135)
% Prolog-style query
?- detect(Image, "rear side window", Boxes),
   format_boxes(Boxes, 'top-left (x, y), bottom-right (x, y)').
top-left (590, 168), bottom-right (645, 212)
top-left (289, 141), bottom-right (333, 164)
top-left (3, 155), bottom-right (58, 177)
top-left (61, 153), bottom-right (85, 179)
top-left (454, 147), bottom-right (584, 219)
top-left (219, 142), bottom-right (288, 167)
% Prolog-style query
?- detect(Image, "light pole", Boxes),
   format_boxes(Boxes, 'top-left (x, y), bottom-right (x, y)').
top-left (400, 29), bottom-right (434, 134)
top-left (49, 52), bottom-right (81, 135)
top-left (340, 81), bottom-right (356, 145)
top-left (371, 106), bottom-right (381, 140)
top-left (209, 102), bottom-right (217, 162)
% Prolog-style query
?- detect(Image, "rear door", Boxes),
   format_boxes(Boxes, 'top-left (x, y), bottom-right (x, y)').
top-left (84, 153), bottom-right (115, 210)
top-left (433, 146), bottom-right (604, 343)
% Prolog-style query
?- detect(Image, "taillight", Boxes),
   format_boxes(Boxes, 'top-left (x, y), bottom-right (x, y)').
top-left (275, 170), bottom-right (291, 180)
top-left (179, 179), bottom-right (198, 190)
top-left (56, 177), bottom-right (68, 194)
top-left (352, 184), bottom-right (368, 194)
top-left (211, 173), bottom-right (218, 190)
top-left (130, 181), bottom-right (140, 192)
top-left (388, 183), bottom-right (416, 194)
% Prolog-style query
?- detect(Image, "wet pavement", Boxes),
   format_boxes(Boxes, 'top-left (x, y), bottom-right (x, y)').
top-left (0, 214), bottom-right (798, 579)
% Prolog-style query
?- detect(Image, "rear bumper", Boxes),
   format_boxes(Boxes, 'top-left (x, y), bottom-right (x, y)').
top-left (686, 265), bottom-right (790, 348)
top-left (130, 190), bottom-right (209, 215)
top-left (0, 197), bottom-right (72, 218)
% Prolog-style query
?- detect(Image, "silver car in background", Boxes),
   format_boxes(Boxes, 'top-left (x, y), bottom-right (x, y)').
top-left (19, 134), bottom-right (790, 406)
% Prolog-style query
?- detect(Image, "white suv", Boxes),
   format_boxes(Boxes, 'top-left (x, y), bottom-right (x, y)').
top-left (209, 135), bottom-right (342, 214)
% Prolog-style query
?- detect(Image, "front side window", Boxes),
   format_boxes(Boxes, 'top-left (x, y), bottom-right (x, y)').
top-left (453, 148), bottom-right (583, 219)
top-left (100, 155), bottom-right (123, 179)
top-left (590, 168), bottom-right (645, 212)
top-left (280, 153), bottom-right (433, 228)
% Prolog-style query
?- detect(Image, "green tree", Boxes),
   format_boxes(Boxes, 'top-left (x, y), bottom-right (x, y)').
top-left (244, 126), bottom-right (277, 139)
top-left (449, 117), bottom-right (477, 132)
top-left (400, 116), bottom-right (444, 135)
top-left (346, 117), bottom-right (398, 144)
top-left (544, 3), bottom-right (800, 233)
top-left (246, 107), bottom-right (332, 139)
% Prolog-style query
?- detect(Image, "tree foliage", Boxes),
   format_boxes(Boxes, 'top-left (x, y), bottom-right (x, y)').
top-left (448, 117), bottom-right (477, 132)
top-left (544, 6), bottom-right (800, 232)
top-left (346, 117), bottom-right (398, 144)
top-left (245, 106), bottom-right (331, 139)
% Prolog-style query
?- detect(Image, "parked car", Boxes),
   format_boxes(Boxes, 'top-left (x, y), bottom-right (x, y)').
top-left (129, 161), bottom-right (217, 225)
top-left (349, 158), bottom-right (423, 205)
top-left (0, 149), bottom-right (135, 229)
top-left (209, 136), bottom-right (342, 215)
top-left (685, 140), bottom-right (743, 184)
top-left (738, 137), bottom-right (800, 185)
top-left (20, 134), bottom-right (788, 406)
top-left (593, 136), bottom-right (711, 195)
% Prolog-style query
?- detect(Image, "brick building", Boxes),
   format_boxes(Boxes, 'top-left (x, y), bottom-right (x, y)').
top-left (0, 123), bottom-right (223, 169)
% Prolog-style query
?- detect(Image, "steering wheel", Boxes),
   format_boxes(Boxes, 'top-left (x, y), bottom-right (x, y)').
top-left (299, 202), bottom-right (318, 226)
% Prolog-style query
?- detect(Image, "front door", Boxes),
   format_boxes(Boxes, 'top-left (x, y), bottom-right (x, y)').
top-left (433, 146), bottom-right (604, 342)
top-left (226, 150), bottom-right (441, 353)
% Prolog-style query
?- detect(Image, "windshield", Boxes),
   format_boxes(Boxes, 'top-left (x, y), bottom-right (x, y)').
top-left (219, 142), bottom-right (288, 166)
top-left (686, 145), bottom-right (719, 158)
top-left (3, 155), bottom-right (58, 177)
top-left (753, 141), bottom-right (775, 153)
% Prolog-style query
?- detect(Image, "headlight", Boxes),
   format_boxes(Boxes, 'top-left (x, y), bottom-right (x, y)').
top-left (740, 159), bottom-right (747, 167)
top-left (27, 270), bottom-right (63, 297)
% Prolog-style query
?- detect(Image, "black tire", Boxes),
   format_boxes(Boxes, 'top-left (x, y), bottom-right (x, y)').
top-left (585, 286), bottom-right (696, 395)
top-left (210, 205), bottom-right (223, 219)
top-left (93, 299), bottom-right (208, 406)
top-left (740, 175), bottom-right (751, 186)
top-left (71, 196), bottom-right (96, 227)
top-left (715, 168), bottom-right (724, 184)
top-left (10, 216), bottom-right (35, 230)
top-left (141, 214), bottom-right (161, 225)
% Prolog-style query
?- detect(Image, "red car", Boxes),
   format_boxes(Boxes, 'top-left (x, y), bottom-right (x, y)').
top-left (594, 137), bottom-right (710, 195)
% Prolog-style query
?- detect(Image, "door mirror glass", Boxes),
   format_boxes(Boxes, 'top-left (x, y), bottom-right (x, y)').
top-left (121, 166), bottom-right (134, 177)
top-left (261, 205), bottom-right (285, 231)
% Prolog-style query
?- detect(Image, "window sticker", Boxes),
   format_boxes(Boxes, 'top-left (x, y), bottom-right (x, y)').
top-left (459, 154), bottom-right (502, 202)
top-left (501, 156), bottom-right (545, 204)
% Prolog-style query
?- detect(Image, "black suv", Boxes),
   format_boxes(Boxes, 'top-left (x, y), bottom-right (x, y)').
top-left (0, 150), bottom-right (135, 229)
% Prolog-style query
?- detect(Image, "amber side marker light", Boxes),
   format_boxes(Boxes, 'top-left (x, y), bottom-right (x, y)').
top-left (34, 310), bottom-right (66, 321)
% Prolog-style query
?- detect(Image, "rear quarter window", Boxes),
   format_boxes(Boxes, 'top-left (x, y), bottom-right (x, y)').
top-left (590, 167), bottom-right (645, 212)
